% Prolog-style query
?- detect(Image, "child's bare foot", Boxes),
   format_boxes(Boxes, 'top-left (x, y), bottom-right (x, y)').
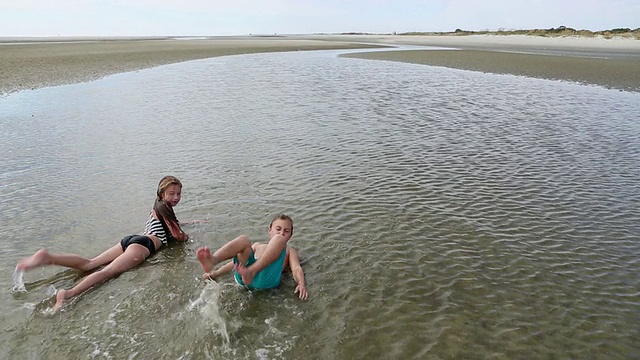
top-left (53, 289), bottom-right (68, 310)
top-left (234, 264), bottom-right (256, 286)
top-left (196, 247), bottom-right (218, 273)
top-left (17, 249), bottom-right (51, 271)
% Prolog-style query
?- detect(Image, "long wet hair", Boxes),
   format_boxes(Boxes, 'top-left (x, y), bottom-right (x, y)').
top-left (154, 175), bottom-right (185, 242)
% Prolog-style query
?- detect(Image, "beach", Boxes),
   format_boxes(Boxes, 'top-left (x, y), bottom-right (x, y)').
top-left (3, 33), bottom-right (640, 360)
top-left (1, 35), bottom-right (639, 94)
top-left (0, 37), bottom-right (384, 95)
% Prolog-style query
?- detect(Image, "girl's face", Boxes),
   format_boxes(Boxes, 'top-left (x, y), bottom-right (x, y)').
top-left (268, 219), bottom-right (293, 242)
top-left (162, 184), bottom-right (182, 207)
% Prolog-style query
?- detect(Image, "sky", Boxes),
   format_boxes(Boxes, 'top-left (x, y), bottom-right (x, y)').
top-left (1, 0), bottom-right (638, 37)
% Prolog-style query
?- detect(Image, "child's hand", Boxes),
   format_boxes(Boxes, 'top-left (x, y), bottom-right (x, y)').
top-left (203, 270), bottom-right (218, 280)
top-left (174, 231), bottom-right (189, 242)
top-left (183, 219), bottom-right (208, 225)
top-left (294, 284), bottom-right (308, 300)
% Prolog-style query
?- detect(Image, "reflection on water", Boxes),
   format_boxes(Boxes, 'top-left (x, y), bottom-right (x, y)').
top-left (1, 49), bottom-right (640, 359)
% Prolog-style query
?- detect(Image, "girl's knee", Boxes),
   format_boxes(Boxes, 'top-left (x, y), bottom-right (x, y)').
top-left (79, 261), bottom-right (98, 272)
top-left (269, 235), bottom-right (287, 248)
top-left (236, 235), bottom-right (251, 247)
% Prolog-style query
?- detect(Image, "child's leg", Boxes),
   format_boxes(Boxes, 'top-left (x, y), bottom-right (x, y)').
top-left (235, 234), bottom-right (286, 285)
top-left (196, 235), bottom-right (253, 273)
top-left (54, 244), bottom-right (149, 309)
top-left (17, 245), bottom-right (123, 272)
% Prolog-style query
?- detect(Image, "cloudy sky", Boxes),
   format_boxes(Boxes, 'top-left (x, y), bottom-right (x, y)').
top-left (1, 0), bottom-right (638, 37)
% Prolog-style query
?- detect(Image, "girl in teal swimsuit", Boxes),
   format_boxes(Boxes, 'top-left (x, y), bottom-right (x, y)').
top-left (196, 214), bottom-right (309, 300)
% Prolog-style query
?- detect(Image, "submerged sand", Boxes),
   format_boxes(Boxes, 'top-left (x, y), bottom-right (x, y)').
top-left (2, 35), bottom-right (640, 94)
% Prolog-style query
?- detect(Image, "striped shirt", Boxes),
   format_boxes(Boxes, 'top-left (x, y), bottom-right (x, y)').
top-left (144, 215), bottom-right (168, 245)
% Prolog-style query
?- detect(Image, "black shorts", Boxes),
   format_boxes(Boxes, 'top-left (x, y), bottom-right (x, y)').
top-left (120, 235), bottom-right (156, 255)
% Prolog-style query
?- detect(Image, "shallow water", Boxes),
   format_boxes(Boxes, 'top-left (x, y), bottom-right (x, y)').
top-left (1, 48), bottom-right (640, 359)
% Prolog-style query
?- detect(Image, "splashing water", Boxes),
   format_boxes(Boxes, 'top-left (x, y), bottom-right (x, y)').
top-left (46, 285), bottom-right (57, 297)
top-left (12, 267), bottom-right (26, 293)
top-left (188, 281), bottom-right (230, 345)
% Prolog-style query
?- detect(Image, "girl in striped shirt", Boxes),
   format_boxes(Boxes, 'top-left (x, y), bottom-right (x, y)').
top-left (16, 175), bottom-right (189, 310)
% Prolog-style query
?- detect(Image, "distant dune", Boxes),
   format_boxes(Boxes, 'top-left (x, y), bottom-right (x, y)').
top-left (334, 26), bottom-right (640, 40)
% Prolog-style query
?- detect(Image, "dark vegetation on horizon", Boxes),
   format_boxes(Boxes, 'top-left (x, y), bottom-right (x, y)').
top-left (338, 26), bottom-right (640, 39)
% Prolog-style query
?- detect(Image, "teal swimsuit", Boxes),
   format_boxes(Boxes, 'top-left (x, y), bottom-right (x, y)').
top-left (234, 249), bottom-right (287, 290)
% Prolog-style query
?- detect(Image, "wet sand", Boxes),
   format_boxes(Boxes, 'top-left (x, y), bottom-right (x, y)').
top-left (2, 35), bottom-right (640, 94)
top-left (0, 37), bottom-right (384, 95)
top-left (342, 49), bottom-right (640, 92)
top-left (329, 34), bottom-right (640, 92)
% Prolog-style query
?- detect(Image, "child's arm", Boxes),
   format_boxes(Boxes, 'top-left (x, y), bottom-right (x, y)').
top-left (152, 209), bottom-right (189, 241)
top-left (288, 248), bottom-right (308, 300)
top-left (168, 221), bottom-right (189, 242)
top-left (205, 261), bottom-right (234, 280)
top-left (180, 219), bottom-right (208, 225)
top-left (173, 219), bottom-right (209, 241)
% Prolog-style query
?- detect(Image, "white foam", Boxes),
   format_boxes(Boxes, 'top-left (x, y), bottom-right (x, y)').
top-left (41, 306), bottom-right (57, 316)
top-left (12, 267), bottom-right (26, 293)
top-left (255, 348), bottom-right (269, 359)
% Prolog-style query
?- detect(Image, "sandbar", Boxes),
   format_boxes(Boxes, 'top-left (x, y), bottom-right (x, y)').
top-left (330, 34), bottom-right (640, 92)
top-left (0, 37), bottom-right (384, 95)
